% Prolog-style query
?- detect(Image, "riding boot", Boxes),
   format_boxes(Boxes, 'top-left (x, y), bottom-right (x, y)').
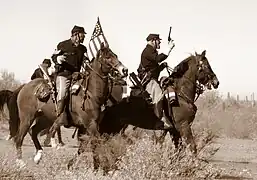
top-left (154, 100), bottom-right (172, 129)
top-left (56, 99), bottom-right (65, 117)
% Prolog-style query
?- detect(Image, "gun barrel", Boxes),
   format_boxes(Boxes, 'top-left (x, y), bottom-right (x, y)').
top-left (168, 26), bottom-right (172, 42)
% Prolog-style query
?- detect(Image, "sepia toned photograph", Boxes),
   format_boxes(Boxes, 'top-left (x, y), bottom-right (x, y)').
top-left (0, 0), bottom-right (256, 179)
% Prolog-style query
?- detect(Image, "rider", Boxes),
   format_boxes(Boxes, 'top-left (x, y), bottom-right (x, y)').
top-left (31, 59), bottom-right (53, 80)
top-left (137, 33), bottom-right (175, 129)
top-left (51, 25), bottom-right (89, 116)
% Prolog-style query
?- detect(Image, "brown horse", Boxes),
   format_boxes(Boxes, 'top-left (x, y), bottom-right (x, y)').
top-left (99, 50), bottom-right (219, 154)
top-left (30, 75), bottom-right (127, 148)
top-left (10, 44), bottom-right (128, 168)
top-left (0, 87), bottom-right (64, 146)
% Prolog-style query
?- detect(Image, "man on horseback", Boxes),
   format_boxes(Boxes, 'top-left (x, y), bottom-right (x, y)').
top-left (52, 25), bottom-right (89, 117)
top-left (137, 33), bottom-right (175, 129)
top-left (31, 59), bottom-right (54, 80)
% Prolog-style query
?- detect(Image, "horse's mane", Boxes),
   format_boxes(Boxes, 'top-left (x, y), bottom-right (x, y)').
top-left (171, 54), bottom-right (195, 78)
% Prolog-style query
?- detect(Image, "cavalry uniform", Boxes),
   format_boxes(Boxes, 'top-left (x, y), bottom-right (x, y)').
top-left (52, 26), bottom-right (88, 116)
top-left (137, 33), bottom-right (174, 128)
top-left (137, 34), bottom-right (168, 104)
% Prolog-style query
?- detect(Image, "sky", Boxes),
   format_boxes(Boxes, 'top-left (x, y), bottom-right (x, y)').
top-left (0, 0), bottom-right (256, 98)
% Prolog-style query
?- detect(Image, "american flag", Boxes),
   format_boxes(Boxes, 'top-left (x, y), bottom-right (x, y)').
top-left (88, 17), bottom-right (109, 60)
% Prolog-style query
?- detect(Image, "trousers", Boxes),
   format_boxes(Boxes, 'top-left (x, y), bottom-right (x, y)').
top-left (56, 76), bottom-right (71, 101)
top-left (145, 79), bottom-right (164, 104)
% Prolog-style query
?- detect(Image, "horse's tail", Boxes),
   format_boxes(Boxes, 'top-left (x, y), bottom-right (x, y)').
top-left (0, 90), bottom-right (13, 112)
top-left (9, 84), bottom-right (25, 138)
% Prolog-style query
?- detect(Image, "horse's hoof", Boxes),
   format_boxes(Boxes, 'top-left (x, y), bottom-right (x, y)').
top-left (50, 138), bottom-right (57, 148)
top-left (43, 139), bottom-right (51, 147)
top-left (5, 135), bottom-right (11, 141)
top-left (67, 158), bottom-right (75, 170)
top-left (34, 150), bottom-right (43, 164)
top-left (16, 159), bottom-right (26, 169)
top-left (58, 142), bottom-right (65, 147)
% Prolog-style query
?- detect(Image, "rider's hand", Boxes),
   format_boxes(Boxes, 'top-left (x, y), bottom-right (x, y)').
top-left (57, 55), bottom-right (66, 64)
top-left (72, 72), bottom-right (82, 81)
top-left (162, 62), bottom-right (168, 67)
top-left (168, 40), bottom-right (175, 50)
top-left (162, 41), bottom-right (175, 56)
top-left (159, 62), bottom-right (168, 71)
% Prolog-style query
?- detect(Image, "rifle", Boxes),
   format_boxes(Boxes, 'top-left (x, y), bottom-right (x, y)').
top-left (129, 72), bottom-right (151, 100)
top-left (38, 65), bottom-right (58, 111)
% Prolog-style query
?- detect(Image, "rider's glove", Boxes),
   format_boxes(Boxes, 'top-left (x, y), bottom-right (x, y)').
top-left (57, 55), bottom-right (66, 64)
top-left (159, 62), bottom-right (168, 71)
top-left (162, 41), bottom-right (175, 56)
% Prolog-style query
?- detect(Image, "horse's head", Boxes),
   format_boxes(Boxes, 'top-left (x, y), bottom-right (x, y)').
top-left (94, 43), bottom-right (128, 78)
top-left (194, 50), bottom-right (219, 90)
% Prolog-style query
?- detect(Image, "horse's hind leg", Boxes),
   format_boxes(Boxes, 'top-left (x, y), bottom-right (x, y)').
top-left (48, 114), bottom-right (65, 148)
top-left (56, 127), bottom-right (65, 146)
top-left (44, 127), bottom-right (64, 147)
top-left (14, 112), bottom-right (36, 167)
top-left (31, 122), bottom-right (45, 164)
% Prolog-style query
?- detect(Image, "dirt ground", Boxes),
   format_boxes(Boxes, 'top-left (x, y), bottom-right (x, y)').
top-left (0, 124), bottom-right (257, 180)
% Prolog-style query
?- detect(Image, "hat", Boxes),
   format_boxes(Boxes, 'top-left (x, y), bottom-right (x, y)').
top-left (42, 59), bottom-right (51, 65)
top-left (146, 34), bottom-right (162, 41)
top-left (71, 25), bottom-right (86, 35)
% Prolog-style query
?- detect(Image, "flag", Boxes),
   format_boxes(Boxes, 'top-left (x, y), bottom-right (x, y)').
top-left (88, 17), bottom-right (109, 59)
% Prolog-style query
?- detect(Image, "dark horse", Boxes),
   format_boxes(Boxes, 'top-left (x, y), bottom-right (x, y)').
top-left (9, 43), bottom-right (128, 168)
top-left (99, 50), bottom-right (219, 154)
top-left (0, 89), bottom-right (17, 140)
top-left (0, 89), bottom-right (14, 137)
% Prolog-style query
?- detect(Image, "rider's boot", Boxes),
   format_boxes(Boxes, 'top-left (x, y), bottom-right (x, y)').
top-left (154, 100), bottom-right (172, 129)
top-left (56, 98), bottom-right (65, 117)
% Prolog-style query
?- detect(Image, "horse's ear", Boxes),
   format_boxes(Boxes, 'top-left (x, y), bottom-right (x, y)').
top-left (201, 50), bottom-right (206, 57)
top-left (195, 52), bottom-right (198, 56)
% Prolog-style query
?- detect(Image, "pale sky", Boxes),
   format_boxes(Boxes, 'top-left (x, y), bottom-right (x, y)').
top-left (0, 0), bottom-right (256, 98)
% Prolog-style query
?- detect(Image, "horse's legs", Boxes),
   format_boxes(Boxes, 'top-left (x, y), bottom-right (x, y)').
top-left (42, 128), bottom-right (65, 147)
top-left (31, 123), bottom-right (45, 164)
top-left (68, 126), bottom-right (87, 170)
top-left (48, 114), bottom-right (65, 148)
top-left (87, 117), bottom-right (101, 171)
top-left (120, 124), bottom-right (128, 137)
top-left (14, 112), bottom-right (36, 167)
top-left (43, 128), bottom-right (51, 147)
top-left (155, 130), bottom-right (168, 145)
top-left (171, 129), bottom-right (181, 149)
top-left (179, 122), bottom-right (197, 155)
top-left (56, 127), bottom-right (65, 146)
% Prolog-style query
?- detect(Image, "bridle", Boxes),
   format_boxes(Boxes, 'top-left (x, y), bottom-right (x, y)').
top-left (84, 49), bottom-right (122, 80)
top-left (166, 54), bottom-right (213, 104)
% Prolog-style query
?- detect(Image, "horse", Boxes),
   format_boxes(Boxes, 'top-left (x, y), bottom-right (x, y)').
top-left (30, 75), bottom-right (127, 147)
top-left (9, 43), bottom-right (128, 169)
top-left (0, 86), bottom-right (65, 146)
top-left (99, 50), bottom-right (219, 154)
top-left (0, 89), bottom-right (13, 123)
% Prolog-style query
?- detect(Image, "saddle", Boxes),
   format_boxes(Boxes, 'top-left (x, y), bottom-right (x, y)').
top-left (34, 81), bottom-right (52, 103)
top-left (129, 72), bottom-right (177, 105)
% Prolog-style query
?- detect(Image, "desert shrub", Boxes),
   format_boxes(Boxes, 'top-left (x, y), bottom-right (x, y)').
top-left (194, 90), bottom-right (257, 139)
